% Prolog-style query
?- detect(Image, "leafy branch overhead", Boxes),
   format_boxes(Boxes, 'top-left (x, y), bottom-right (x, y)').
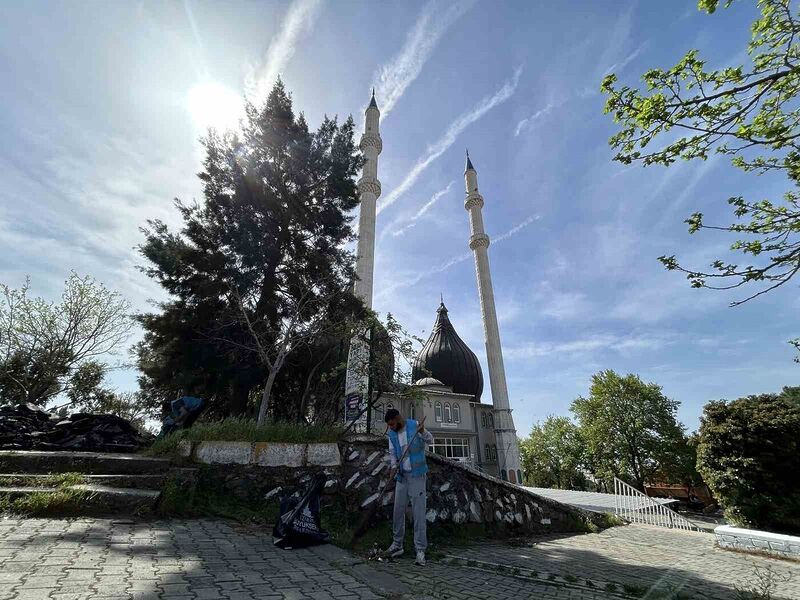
top-left (602, 0), bottom-right (800, 307)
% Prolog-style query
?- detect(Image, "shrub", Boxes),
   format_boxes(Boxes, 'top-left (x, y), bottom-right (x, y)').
top-left (696, 388), bottom-right (800, 533)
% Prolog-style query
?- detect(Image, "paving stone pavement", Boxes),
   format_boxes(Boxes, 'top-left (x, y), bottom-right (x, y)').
top-left (0, 517), bottom-right (797, 600)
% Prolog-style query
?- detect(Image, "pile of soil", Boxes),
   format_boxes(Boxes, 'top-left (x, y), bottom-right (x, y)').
top-left (0, 403), bottom-right (151, 452)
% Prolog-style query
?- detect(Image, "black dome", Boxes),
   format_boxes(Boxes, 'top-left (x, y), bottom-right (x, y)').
top-left (412, 303), bottom-right (483, 401)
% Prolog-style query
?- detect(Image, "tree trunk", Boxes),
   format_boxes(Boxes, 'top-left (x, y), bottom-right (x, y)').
top-left (257, 369), bottom-right (278, 425)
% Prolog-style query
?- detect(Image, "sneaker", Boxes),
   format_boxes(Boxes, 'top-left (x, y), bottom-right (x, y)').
top-left (415, 551), bottom-right (426, 566)
top-left (384, 542), bottom-right (404, 558)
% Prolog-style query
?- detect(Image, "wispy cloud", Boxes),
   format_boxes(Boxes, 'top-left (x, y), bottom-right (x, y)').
top-left (245, 0), bottom-right (324, 102)
top-left (505, 331), bottom-right (676, 360)
top-left (376, 212), bottom-right (540, 299)
top-left (603, 43), bottom-right (645, 76)
top-left (388, 181), bottom-right (455, 238)
top-left (514, 102), bottom-right (555, 137)
top-left (378, 66), bottom-right (523, 215)
top-left (493, 214), bottom-right (541, 243)
top-left (375, 0), bottom-right (475, 119)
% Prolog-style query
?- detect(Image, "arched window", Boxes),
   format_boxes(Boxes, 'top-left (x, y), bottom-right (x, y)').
top-left (501, 469), bottom-right (507, 481)
top-left (517, 469), bottom-right (523, 484)
top-left (484, 444), bottom-right (490, 460)
top-left (453, 403), bottom-right (460, 423)
top-left (489, 413), bottom-right (494, 428)
top-left (444, 403), bottom-right (451, 423)
top-left (434, 402), bottom-right (442, 422)
top-left (409, 402), bottom-right (416, 419)
top-left (481, 412), bottom-right (486, 428)
top-left (492, 445), bottom-right (497, 461)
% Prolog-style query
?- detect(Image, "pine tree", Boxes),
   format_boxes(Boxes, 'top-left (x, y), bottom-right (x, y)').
top-left (136, 80), bottom-right (364, 420)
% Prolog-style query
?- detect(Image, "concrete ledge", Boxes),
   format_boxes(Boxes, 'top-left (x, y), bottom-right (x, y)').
top-left (714, 525), bottom-right (800, 558)
top-left (189, 441), bottom-right (341, 468)
top-left (195, 442), bottom-right (253, 465)
top-left (253, 443), bottom-right (305, 467)
top-left (306, 443), bottom-right (341, 466)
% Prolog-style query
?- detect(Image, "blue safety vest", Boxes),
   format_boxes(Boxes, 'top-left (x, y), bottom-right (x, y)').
top-left (388, 418), bottom-right (428, 480)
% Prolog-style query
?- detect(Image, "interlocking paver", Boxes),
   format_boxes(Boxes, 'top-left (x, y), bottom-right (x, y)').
top-left (3, 517), bottom-right (797, 599)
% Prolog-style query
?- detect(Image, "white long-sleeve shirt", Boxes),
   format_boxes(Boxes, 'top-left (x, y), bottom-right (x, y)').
top-left (388, 425), bottom-right (434, 473)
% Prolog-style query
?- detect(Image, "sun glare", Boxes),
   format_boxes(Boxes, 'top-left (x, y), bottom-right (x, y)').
top-left (187, 82), bottom-right (243, 133)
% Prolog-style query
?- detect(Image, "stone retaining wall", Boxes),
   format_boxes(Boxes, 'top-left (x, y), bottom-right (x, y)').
top-left (714, 524), bottom-right (800, 559)
top-left (186, 438), bottom-right (596, 534)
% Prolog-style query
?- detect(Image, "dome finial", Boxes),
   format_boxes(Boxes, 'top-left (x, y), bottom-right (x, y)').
top-left (465, 149), bottom-right (475, 173)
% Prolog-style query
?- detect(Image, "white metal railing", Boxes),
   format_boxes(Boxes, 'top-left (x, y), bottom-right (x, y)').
top-left (613, 477), bottom-right (700, 532)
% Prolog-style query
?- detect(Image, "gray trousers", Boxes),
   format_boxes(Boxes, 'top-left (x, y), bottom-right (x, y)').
top-left (392, 473), bottom-right (427, 552)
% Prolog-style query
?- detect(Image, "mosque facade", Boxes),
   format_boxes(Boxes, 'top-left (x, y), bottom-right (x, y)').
top-left (347, 91), bottom-right (522, 484)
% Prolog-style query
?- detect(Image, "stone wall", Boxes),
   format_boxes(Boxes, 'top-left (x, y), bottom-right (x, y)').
top-left (714, 524), bottom-right (800, 559)
top-left (186, 437), bottom-right (596, 534)
top-left (338, 438), bottom-right (593, 533)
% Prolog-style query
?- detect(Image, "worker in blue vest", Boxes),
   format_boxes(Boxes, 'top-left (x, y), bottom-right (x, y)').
top-left (383, 408), bottom-right (434, 566)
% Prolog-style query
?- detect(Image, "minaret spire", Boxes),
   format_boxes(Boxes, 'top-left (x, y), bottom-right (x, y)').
top-left (344, 90), bottom-right (383, 431)
top-left (463, 152), bottom-right (522, 483)
top-left (353, 90), bottom-right (382, 306)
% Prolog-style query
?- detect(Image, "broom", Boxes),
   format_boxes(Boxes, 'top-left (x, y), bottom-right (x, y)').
top-left (350, 416), bottom-right (427, 544)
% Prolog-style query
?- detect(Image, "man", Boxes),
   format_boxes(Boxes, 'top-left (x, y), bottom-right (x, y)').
top-left (383, 408), bottom-right (434, 566)
top-left (158, 396), bottom-right (205, 438)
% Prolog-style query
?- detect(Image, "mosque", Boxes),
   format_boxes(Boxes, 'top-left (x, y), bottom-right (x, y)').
top-left (345, 91), bottom-right (523, 484)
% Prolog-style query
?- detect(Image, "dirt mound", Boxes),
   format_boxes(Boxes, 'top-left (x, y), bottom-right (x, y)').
top-left (0, 403), bottom-right (151, 452)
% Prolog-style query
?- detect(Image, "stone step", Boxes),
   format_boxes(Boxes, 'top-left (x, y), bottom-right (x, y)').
top-left (0, 484), bottom-right (162, 516)
top-left (0, 450), bottom-right (171, 475)
top-left (0, 473), bottom-right (170, 490)
top-left (69, 484), bottom-right (161, 515)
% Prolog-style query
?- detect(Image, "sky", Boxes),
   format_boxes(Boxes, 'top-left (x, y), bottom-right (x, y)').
top-left (1, 0), bottom-right (797, 434)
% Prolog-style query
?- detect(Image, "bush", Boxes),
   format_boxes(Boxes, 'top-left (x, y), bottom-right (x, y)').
top-left (147, 417), bottom-right (343, 455)
top-left (696, 388), bottom-right (800, 533)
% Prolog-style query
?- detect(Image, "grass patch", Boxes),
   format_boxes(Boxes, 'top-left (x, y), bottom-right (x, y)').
top-left (146, 418), bottom-right (343, 456)
top-left (0, 472), bottom-right (88, 517)
top-left (623, 583), bottom-right (648, 597)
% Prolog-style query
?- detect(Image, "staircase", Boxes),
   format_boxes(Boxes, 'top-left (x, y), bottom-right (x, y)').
top-left (0, 450), bottom-right (198, 517)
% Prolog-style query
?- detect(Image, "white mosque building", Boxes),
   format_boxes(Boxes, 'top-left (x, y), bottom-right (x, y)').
top-left (347, 91), bottom-right (522, 484)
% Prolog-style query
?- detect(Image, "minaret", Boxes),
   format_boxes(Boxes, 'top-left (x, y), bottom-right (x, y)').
top-left (344, 90), bottom-right (383, 430)
top-left (353, 89), bottom-right (382, 307)
top-left (463, 152), bottom-right (522, 483)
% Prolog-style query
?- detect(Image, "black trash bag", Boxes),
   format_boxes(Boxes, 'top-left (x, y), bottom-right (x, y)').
top-left (273, 472), bottom-right (329, 549)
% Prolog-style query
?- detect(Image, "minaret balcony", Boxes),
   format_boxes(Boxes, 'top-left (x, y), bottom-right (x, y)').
top-left (357, 177), bottom-right (382, 198)
top-left (359, 132), bottom-right (383, 154)
top-left (469, 233), bottom-right (490, 250)
top-left (464, 192), bottom-right (484, 211)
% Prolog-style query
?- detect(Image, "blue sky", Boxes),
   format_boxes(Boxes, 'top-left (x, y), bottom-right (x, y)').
top-left (1, 0), bottom-right (797, 434)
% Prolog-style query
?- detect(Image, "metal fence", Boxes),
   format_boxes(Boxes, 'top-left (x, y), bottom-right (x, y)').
top-left (613, 477), bottom-right (700, 532)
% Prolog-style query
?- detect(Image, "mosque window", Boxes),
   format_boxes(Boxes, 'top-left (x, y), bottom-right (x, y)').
top-left (501, 469), bottom-right (507, 481)
top-left (453, 403), bottom-right (461, 423)
top-left (517, 469), bottom-right (523, 484)
top-left (444, 403), bottom-right (451, 423)
top-left (431, 437), bottom-right (470, 461)
top-left (489, 413), bottom-right (494, 428)
top-left (481, 412), bottom-right (486, 428)
top-left (484, 444), bottom-right (490, 460)
top-left (491, 445), bottom-right (498, 461)
top-left (409, 403), bottom-right (416, 419)
top-left (434, 402), bottom-right (442, 422)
